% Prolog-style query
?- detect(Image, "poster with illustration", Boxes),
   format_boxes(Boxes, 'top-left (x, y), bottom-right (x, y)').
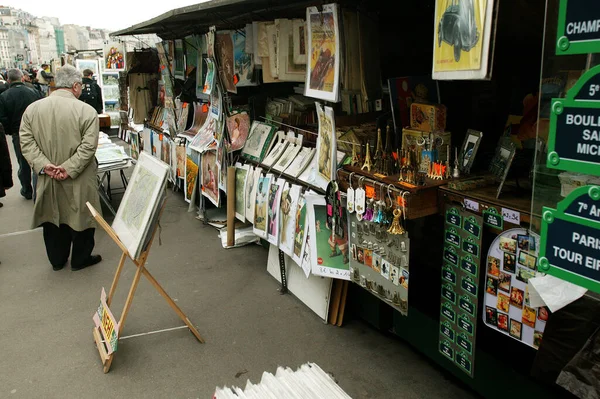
top-left (103, 42), bottom-right (126, 71)
top-left (241, 121), bottom-right (277, 163)
top-left (232, 30), bottom-right (255, 87)
top-left (174, 39), bottom-right (185, 79)
top-left (75, 59), bottom-right (100, 77)
top-left (314, 103), bottom-right (336, 190)
top-left (184, 146), bottom-right (200, 203)
top-left (307, 195), bottom-right (350, 280)
top-left (433, 0), bottom-right (496, 80)
top-left (267, 178), bottom-right (285, 245)
top-left (201, 150), bottom-right (220, 207)
top-left (483, 228), bottom-right (546, 349)
top-left (305, 4), bottom-right (340, 102)
top-left (216, 31), bottom-right (237, 94)
top-left (292, 194), bottom-right (308, 267)
top-left (279, 183), bottom-right (302, 258)
top-left (203, 58), bottom-right (216, 95)
top-left (234, 163), bottom-right (249, 222)
top-left (130, 131), bottom-right (140, 160)
top-left (253, 174), bottom-right (272, 239)
top-left (226, 111), bottom-right (250, 152)
top-left (245, 166), bottom-right (260, 225)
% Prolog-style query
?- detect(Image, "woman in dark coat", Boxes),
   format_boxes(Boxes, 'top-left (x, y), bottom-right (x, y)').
top-left (0, 80), bottom-right (12, 207)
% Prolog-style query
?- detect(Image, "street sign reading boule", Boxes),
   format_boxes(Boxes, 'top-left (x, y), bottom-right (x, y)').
top-left (548, 65), bottom-right (600, 176)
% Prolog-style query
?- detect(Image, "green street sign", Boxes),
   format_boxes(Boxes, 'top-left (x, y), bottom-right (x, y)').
top-left (483, 207), bottom-right (503, 230)
top-left (548, 65), bottom-right (600, 176)
top-left (556, 0), bottom-right (600, 56)
top-left (539, 185), bottom-right (600, 292)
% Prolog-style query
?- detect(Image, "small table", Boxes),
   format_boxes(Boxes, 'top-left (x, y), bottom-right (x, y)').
top-left (97, 160), bottom-right (133, 216)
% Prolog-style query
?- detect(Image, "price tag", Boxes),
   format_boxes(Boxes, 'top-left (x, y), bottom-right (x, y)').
top-left (346, 187), bottom-right (355, 213)
top-left (202, 104), bottom-right (209, 113)
top-left (502, 208), bottom-right (520, 225)
top-left (365, 185), bottom-right (375, 199)
top-left (464, 199), bottom-right (479, 212)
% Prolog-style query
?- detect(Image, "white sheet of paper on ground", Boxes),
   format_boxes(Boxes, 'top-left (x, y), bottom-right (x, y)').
top-left (528, 275), bottom-right (587, 313)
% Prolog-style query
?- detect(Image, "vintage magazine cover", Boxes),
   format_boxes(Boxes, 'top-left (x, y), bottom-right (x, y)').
top-left (216, 31), bottom-right (237, 94)
top-left (201, 150), bottom-right (220, 207)
top-left (305, 4), bottom-right (340, 102)
top-left (432, 0), bottom-right (496, 80)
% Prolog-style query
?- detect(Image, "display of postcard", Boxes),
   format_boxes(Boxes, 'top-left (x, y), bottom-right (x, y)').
top-left (305, 4), bottom-right (340, 102)
top-left (314, 103), bottom-right (336, 190)
top-left (307, 195), bottom-right (350, 280)
top-left (253, 173), bottom-right (273, 239)
top-left (216, 31), bottom-right (237, 94)
top-left (277, 18), bottom-right (306, 82)
top-left (279, 183), bottom-right (302, 257)
top-left (245, 166), bottom-right (261, 225)
top-left (112, 152), bottom-right (168, 260)
top-left (226, 111), bottom-right (250, 152)
top-left (201, 150), bottom-right (220, 207)
top-left (174, 39), bottom-right (185, 80)
top-left (273, 143), bottom-right (301, 173)
top-left (261, 137), bottom-right (289, 168)
top-left (184, 145), bottom-right (200, 203)
top-left (103, 41), bottom-right (126, 72)
top-left (267, 178), bottom-right (286, 245)
top-left (292, 19), bottom-right (307, 64)
top-left (432, 0), bottom-right (496, 80)
top-left (241, 121), bottom-right (277, 163)
top-left (232, 29), bottom-right (256, 87)
top-left (267, 23), bottom-right (279, 78)
top-left (292, 194), bottom-right (308, 267)
top-left (283, 147), bottom-right (315, 178)
top-left (483, 228), bottom-right (546, 349)
top-left (235, 163), bottom-right (250, 222)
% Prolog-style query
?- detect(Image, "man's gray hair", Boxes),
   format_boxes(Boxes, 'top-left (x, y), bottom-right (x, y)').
top-left (55, 65), bottom-right (82, 88)
top-left (7, 68), bottom-right (22, 83)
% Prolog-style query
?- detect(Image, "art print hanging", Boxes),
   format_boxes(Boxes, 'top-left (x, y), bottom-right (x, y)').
top-left (241, 121), bottom-right (277, 163)
top-left (225, 112), bottom-right (250, 152)
top-left (314, 103), bottom-right (336, 190)
top-left (184, 145), bottom-right (200, 203)
top-left (216, 31), bottom-right (237, 94)
top-left (201, 150), bottom-right (220, 207)
top-left (103, 41), bottom-right (126, 71)
top-left (203, 58), bottom-right (216, 95)
top-left (245, 167), bottom-right (261, 225)
top-left (232, 30), bottom-right (256, 87)
top-left (305, 4), bottom-right (340, 102)
top-left (235, 163), bottom-right (250, 222)
top-left (292, 194), bottom-right (308, 267)
top-left (253, 173), bottom-right (272, 239)
top-left (267, 178), bottom-right (286, 245)
top-left (483, 228), bottom-right (546, 349)
top-left (279, 184), bottom-right (302, 258)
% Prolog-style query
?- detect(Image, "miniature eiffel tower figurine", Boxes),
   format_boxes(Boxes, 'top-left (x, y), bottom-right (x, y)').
top-left (383, 125), bottom-right (395, 176)
top-left (351, 142), bottom-right (360, 166)
top-left (362, 142), bottom-right (373, 172)
top-left (387, 208), bottom-right (405, 235)
top-left (372, 128), bottom-right (384, 173)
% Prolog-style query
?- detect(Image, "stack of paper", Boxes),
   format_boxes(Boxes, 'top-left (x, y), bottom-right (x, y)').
top-left (95, 144), bottom-right (130, 167)
top-left (214, 363), bottom-right (352, 399)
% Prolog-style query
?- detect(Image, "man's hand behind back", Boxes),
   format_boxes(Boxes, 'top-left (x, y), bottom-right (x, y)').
top-left (44, 164), bottom-right (68, 180)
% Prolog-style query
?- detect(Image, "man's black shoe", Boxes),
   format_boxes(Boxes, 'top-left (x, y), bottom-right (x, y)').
top-left (72, 255), bottom-right (102, 271)
top-left (52, 263), bottom-right (66, 271)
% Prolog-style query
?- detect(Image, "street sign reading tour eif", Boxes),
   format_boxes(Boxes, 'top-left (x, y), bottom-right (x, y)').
top-left (547, 65), bottom-right (600, 176)
top-left (556, 0), bottom-right (600, 55)
top-left (539, 185), bottom-right (600, 293)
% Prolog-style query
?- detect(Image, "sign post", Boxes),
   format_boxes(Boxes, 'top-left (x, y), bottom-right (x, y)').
top-left (539, 185), bottom-right (600, 293)
top-left (556, 0), bottom-right (600, 55)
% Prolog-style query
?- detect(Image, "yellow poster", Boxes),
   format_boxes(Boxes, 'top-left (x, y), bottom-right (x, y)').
top-left (433, 0), bottom-right (487, 73)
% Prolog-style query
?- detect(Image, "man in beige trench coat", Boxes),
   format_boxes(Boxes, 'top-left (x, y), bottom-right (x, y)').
top-left (20, 65), bottom-right (102, 271)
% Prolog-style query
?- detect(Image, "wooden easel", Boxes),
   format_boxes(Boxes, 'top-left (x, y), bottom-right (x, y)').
top-left (87, 201), bottom-right (204, 373)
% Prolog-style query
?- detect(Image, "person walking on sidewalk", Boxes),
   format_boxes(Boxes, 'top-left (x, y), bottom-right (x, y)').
top-left (36, 64), bottom-right (53, 96)
top-left (20, 65), bottom-right (102, 271)
top-left (0, 68), bottom-right (42, 200)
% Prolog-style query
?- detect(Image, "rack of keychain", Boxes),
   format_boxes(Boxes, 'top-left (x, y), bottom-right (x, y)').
top-left (337, 170), bottom-right (412, 315)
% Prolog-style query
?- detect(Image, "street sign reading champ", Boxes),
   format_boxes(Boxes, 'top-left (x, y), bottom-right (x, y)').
top-left (539, 185), bottom-right (600, 293)
top-left (548, 65), bottom-right (600, 176)
top-left (556, 0), bottom-right (600, 55)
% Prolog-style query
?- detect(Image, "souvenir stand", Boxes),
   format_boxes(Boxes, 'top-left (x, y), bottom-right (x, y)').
top-left (109, 0), bottom-right (599, 397)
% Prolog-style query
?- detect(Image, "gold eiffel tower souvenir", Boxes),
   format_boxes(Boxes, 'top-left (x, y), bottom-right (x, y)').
top-left (351, 142), bottom-right (360, 166)
top-left (373, 128), bottom-right (384, 173)
top-left (387, 208), bottom-right (405, 235)
top-left (362, 142), bottom-right (373, 172)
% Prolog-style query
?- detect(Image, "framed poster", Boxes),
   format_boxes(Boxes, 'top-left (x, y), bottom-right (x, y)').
top-left (103, 42), bottom-right (126, 72)
top-left (483, 228), bottom-right (547, 349)
top-left (75, 59), bottom-right (100, 76)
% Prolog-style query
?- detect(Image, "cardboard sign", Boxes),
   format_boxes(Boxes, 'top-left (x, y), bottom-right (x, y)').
top-left (540, 185), bottom-right (600, 292)
top-left (548, 66), bottom-right (600, 176)
top-left (556, 0), bottom-right (600, 55)
top-left (92, 288), bottom-right (119, 354)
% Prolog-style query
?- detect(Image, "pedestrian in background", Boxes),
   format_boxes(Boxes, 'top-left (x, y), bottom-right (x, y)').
top-left (36, 63), bottom-right (53, 96)
top-left (20, 65), bottom-right (102, 271)
top-left (79, 69), bottom-right (103, 114)
top-left (0, 68), bottom-right (42, 200)
top-left (0, 116), bottom-right (12, 208)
